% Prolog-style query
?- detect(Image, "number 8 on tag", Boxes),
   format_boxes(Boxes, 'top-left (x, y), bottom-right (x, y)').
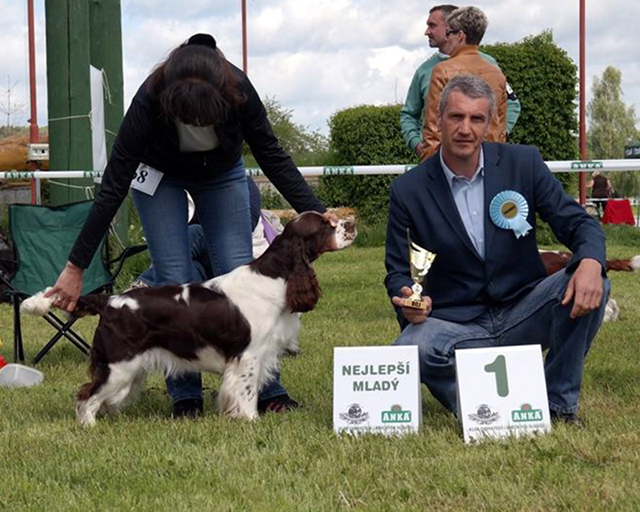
top-left (130, 163), bottom-right (163, 196)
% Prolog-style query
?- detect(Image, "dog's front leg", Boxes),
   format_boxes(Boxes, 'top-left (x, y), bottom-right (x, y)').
top-left (218, 355), bottom-right (259, 421)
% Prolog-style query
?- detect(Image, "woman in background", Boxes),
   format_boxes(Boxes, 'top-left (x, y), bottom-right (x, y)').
top-left (588, 171), bottom-right (613, 218)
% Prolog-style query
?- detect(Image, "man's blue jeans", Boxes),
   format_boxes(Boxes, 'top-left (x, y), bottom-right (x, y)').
top-left (132, 161), bottom-right (287, 404)
top-left (395, 269), bottom-right (610, 415)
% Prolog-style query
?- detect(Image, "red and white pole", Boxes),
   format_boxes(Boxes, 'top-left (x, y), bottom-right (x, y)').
top-left (242, 0), bottom-right (248, 75)
top-left (578, 0), bottom-right (587, 206)
top-left (27, 0), bottom-right (40, 204)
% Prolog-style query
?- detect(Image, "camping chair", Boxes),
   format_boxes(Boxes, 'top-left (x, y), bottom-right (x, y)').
top-left (0, 201), bottom-right (146, 364)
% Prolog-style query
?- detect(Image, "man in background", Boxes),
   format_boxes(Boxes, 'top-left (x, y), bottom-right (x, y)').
top-left (420, 6), bottom-right (508, 159)
top-left (400, 4), bottom-right (520, 159)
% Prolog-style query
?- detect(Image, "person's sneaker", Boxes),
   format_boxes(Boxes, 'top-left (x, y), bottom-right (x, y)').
top-left (172, 398), bottom-right (204, 419)
top-left (257, 394), bottom-right (299, 414)
top-left (123, 278), bottom-right (150, 293)
top-left (550, 410), bottom-right (583, 427)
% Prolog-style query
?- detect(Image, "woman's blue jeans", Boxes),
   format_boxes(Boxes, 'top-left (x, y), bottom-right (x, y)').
top-left (395, 269), bottom-right (610, 416)
top-left (132, 161), bottom-right (287, 404)
top-left (137, 224), bottom-right (212, 285)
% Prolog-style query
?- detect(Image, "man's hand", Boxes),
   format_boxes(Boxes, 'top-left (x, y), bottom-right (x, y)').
top-left (415, 141), bottom-right (428, 160)
top-left (391, 286), bottom-right (432, 325)
top-left (561, 258), bottom-right (604, 318)
top-left (43, 261), bottom-right (84, 312)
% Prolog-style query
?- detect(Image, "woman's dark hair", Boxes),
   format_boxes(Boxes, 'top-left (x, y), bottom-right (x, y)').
top-left (147, 34), bottom-right (246, 125)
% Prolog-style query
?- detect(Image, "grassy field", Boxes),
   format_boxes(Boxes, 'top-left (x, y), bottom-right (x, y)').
top-left (1, 244), bottom-right (639, 511)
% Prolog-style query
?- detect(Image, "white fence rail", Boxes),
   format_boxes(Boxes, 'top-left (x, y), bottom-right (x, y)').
top-left (1, 159), bottom-right (640, 180)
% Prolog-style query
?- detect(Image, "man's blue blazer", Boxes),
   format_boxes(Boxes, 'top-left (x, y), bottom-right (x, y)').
top-left (384, 143), bottom-right (606, 324)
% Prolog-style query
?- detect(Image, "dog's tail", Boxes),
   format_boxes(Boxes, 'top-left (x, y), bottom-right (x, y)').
top-left (20, 288), bottom-right (109, 317)
top-left (606, 255), bottom-right (640, 272)
top-left (540, 251), bottom-right (640, 275)
top-left (19, 288), bottom-right (57, 316)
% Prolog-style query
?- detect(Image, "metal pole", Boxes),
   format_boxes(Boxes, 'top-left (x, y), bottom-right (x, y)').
top-left (578, 0), bottom-right (587, 206)
top-left (27, 0), bottom-right (40, 204)
top-left (242, 0), bottom-right (248, 74)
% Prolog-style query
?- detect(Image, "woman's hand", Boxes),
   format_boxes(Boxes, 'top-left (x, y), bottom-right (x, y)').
top-left (44, 261), bottom-right (84, 312)
top-left (322, 211), bottom-right (339, 227)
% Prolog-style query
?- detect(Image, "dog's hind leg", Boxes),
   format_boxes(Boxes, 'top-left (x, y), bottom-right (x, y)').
top-left (218, 355), bottom-right (260, 421)
top-left (77, 364), bottom-right (110, 427)
top-left (102, 360), bottom-right (146, 413)
top-left (77, 394), bottom-right (104, 427)
top-left (119, 369), bottom-right (148, 409)
top-left (76, 359), bottom-right (144, 426)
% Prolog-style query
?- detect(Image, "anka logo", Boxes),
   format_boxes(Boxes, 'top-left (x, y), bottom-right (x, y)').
top-left (468, 404), bottom-right (500, 425)
top-left (381, 404), bottom-right (412, 423)
top-left (339, 403), bottom-right (370, 425)
top-left (511, 403), bottom-right (543, 423)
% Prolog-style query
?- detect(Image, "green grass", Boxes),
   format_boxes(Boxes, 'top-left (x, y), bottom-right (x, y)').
top-left (1, 245), bottom-right (640, 511)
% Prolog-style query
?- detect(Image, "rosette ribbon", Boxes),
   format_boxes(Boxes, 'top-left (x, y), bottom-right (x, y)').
top-left (489, 190), bottom-right (532, 239)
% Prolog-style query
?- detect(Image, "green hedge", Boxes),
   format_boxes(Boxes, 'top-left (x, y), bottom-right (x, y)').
top-left (321, 31), bottom-right (580, 223)
top-left (317, 104), bottom-right (415, 222)
top-left (483, 30), bottom-right (579, 194)
top-left (483, 31), bottom-right (578, 160)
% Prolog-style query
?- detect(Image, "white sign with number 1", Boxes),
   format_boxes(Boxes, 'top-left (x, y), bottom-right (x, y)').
top-left (456, 345), bottom-right (551, 443)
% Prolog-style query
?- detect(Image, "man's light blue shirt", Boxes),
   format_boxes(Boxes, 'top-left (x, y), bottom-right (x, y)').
top-left (439, 148), bottom-right (485, 259)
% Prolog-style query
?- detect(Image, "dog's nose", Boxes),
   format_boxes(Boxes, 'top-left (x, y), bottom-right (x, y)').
top-left (342, 219), bottom-right (357, 237)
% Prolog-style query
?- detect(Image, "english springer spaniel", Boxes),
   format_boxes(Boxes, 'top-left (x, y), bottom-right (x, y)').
top-left (22, 212), bottom-right (357, 426)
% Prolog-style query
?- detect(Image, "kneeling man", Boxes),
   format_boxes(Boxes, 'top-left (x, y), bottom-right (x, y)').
top-left (385, 74), bottom-right (609, 425)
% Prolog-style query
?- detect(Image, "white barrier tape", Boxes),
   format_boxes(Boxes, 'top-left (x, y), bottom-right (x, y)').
top-left (2, 160), bottom-right (640, 180)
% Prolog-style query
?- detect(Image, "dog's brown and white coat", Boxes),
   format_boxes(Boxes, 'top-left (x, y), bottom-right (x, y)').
top-left (539, 250), bottom-right (640, 322)
top-left (22, 212), bottom-right (356, 426)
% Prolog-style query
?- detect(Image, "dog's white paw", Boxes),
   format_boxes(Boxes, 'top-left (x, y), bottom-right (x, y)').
top-left (76, 401), bottom-right (97, 428)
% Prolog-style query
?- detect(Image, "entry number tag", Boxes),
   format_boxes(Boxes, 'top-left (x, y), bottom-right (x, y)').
top-left (130, 163), bottom-right (163, 196)
top-left (456, 345), bottom-right (551, 443)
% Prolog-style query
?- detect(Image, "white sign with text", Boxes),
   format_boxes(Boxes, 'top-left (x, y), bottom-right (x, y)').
top-left (456, 345), bottom-right (551, 443)
top-left (333, 346), bottom-right (421, 436)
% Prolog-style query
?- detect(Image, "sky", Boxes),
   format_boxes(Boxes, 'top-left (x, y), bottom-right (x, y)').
top-left (1, 0), bottom-right (639, 136)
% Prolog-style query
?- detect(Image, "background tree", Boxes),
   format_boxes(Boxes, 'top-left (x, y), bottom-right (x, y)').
top-left (243, 96), bottom-right (330, 167)
top-left (0, 76), bottom-right (26, 128)
top-left (587, 66), bottom-right (640, 197)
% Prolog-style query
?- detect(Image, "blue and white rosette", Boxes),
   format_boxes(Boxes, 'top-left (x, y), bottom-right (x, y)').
top-left (489, 190), bottom-right (532, 239)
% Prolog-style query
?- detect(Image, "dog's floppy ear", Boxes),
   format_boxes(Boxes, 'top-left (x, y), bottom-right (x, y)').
top-left (286, 238), bottom-right (322, 313)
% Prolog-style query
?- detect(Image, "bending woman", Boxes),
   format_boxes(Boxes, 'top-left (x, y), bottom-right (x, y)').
top-left (46, 33), bottom-right (331, 418)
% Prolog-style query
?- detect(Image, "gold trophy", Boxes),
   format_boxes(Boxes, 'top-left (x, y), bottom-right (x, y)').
top-left (402, 229), bottom-right (436, 310)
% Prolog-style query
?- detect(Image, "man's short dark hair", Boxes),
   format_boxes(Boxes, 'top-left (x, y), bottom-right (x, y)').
top-left (438, 75), bottom-right (495, 119)
top-left (429, 4), bottom-right (458, 16)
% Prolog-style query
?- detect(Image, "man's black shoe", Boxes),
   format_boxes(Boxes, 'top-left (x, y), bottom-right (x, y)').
top-left (172, 398), bottom-right (204, 419)
top-left (550, 410), bottom-right (583, 427)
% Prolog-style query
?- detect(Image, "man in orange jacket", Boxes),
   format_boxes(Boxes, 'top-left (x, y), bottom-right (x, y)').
top-left (420, 6), bottom-right (508, 161)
